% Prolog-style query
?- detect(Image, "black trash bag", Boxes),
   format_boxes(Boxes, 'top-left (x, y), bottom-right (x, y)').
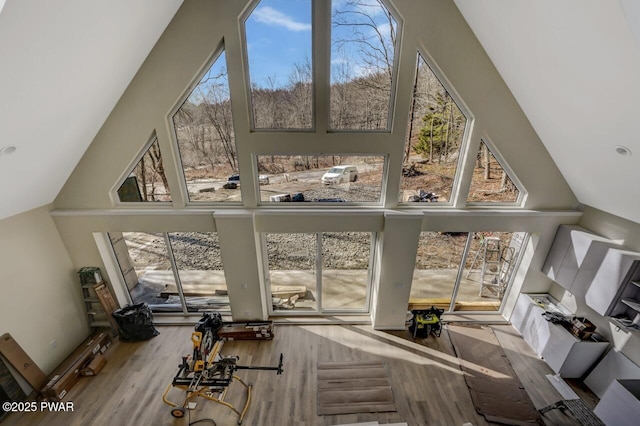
top-left (112, 302), bottom-right (160, 342)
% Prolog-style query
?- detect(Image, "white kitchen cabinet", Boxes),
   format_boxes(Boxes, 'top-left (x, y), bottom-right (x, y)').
top-left (542, 224), bottom-right (577, 286)
top-left (542, 225), bottom-right (617, 295)
top-left (584, 348), bottom-right (640, 398)
top-left (594, 379), bottom-right (640, 426)
top-left (586, 256), bottom-right (640, 322)
top-left (511, 293), bottom-right (609, 378)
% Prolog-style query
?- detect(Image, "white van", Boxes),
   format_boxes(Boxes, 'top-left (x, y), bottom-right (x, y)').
top-left (321, 165), bottom-right (358, 185)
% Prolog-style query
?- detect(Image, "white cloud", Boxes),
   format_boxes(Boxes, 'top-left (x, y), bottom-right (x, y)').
top-left (252, 6), bottom-right (311, 31)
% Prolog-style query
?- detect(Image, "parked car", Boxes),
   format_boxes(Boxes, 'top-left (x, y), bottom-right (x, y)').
top-left (321, 165), bottom-right (358, 185)
top-left (223, 173), bottom-right (240, 189)
top-left (227, 173), bottom-right (269, 186)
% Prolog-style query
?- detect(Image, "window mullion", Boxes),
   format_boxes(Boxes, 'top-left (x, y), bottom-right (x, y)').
top-left (164, 233), bottom-right (188, 314)
top-left (313, 0), bottom-right (331, 132)
top-left (449, 232), bottom-right (473, 312)
top-left (317, 232), bottom-right (323, 312)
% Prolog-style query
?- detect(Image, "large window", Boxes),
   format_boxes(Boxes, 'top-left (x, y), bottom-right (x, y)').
top-left (410, 231), bottom-right (527, 312)
top-left (244, 0), bottom-right (313, 129)
top-left (116, 136), bottom-right (171, 203)
top-left (455, 232), bottom-right (527, 311)
top-left (400, 53), bottom-right (468, 205)
top-left (410, 232), bottom-right (468, 309)
top-left (256, 155), bottom-right (385, 204)
top-left (322, 232), bottom-right (371, 310)
top-left (467, 139), bottom-right (523, 204)
top-left (266, 233), bottom-right (317, 311)
top-left (330, 0), bottom-right (399, 130)
top-left (109, 232), bottom-right (229, 314)
top-left (265, 232), bottom-right (373, 313)
top-left (172, 48), bottom-right (241, 203)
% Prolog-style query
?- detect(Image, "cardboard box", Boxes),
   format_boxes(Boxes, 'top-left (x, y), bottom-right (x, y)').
top-left (570, 317), bottom-right (596, 340)
top-left (0, 333), bottom-right (47, 391)
top-left (41, 333), bottom-right (111, 400)
top-left (81, 354), bottom-right (106, 377)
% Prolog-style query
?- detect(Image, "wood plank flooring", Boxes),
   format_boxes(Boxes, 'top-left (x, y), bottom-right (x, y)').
top-left (4, 324), bottom-right (594, 426)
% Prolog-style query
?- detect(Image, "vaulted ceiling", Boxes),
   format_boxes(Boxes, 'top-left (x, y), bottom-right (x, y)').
top-left (454, 0), bottom-right (640, 224)
top-left (1, 0), bottom-right (639, 224)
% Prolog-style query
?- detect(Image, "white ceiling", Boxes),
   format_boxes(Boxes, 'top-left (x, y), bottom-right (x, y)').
top-left (454, 0), bottom-right (640, 224)
top-left (0, 0), bottom-right (183, 220)
top-left (1, 0), bottom-right (639, 225)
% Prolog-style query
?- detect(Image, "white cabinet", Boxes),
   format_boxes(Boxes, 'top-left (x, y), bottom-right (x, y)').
top-left (592, 253), bottom-right (640, 321)
top-left (511, 293), bottom-right (609, 378)
top-left (542, 225), bottom-right (617, 296)
top-left (542, 224), bottom-right (577, 286)
top-left (542, 225), bottom-right (640, 317)
top-left (584, 348), bottom-right (640, 398)
top-left (604, 253), bottom-right (640, 331)
top-left (594, 379), bottom-right (640, 426)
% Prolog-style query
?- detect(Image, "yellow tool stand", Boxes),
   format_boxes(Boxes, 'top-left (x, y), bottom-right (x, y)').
top-left (162, 314), bottom-right (283, 424)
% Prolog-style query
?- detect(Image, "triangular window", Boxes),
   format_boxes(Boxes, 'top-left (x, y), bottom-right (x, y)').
top-left (330, 0), bottom-right (399, 130)
top-left (116, 136), bottom-right (171, 202)
top-left (244, 0), bottom-right (313, 130)
top-left (172, 48), bottom-right (241, 203)
top-left (467, 139), bottom-right (523, 204)
top-left (399, 52), bottom-right (468, 204)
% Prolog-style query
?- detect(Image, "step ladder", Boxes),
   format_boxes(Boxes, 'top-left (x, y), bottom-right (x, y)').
top-left (466, 237), bottom-right (512, 297)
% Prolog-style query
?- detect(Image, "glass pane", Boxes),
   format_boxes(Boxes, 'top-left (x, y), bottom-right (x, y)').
top-left (410, 232), bottom-right (468, 310)
top-left (400, 53), bottom-right (467, 204)
top-left (467, 140), bottom-right (521, 203)
top-left (256, 155), bottom-right (384, 203)
top-left (173, 50), bottom-right (241, 203)
top-left (330, 0), bottom-right (398, 130)
top-left (245, 0), bottom-right (313, 129)
top-left (455, 232), bottom-right (527, 312)
top-left (322, 232), bottom-right (371, 310)
top-left (117, 138), bottom-right (171, 202)
top-left (109, 232), bottom-right (182, 313)
top-left (168, 232), bottom-right (229, 313)
top-left (266, 233), bottom-right (317, 312)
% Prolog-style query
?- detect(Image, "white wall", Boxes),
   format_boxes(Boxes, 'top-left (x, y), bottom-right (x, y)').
top-left (0, 205), bottom-right (88, 379)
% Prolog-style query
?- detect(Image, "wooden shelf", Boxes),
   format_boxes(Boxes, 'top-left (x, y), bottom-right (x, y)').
top-left (79, 267), bottom-right (119, 335)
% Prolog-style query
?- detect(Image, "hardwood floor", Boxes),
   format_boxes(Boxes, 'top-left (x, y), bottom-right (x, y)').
top-left (5, 323), bottom-right (591, 426)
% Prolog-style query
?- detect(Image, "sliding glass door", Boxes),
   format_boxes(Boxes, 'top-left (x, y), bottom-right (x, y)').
top-left (410, 231), bottom-right (528, 312)
top-left (265, 232), bottom-right (374, 315)
top-left (109, 231), bottom-right (230, 314)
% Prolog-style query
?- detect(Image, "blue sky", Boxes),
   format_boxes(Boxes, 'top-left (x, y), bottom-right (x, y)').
top-left (245, 0), bottom-right (396, 88)
top-left (185, 0), bottom-right (396, 95)
top-left (245, 0), bottom-right (312, 88)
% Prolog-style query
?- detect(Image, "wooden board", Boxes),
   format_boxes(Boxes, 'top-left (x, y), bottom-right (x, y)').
top-left (0, 333), bottom-right (47, 391)
top-left (93, 282), bottom-right (120, 334)
top-left (161, 284), bottom-right (307, 299)
top-left (409, 299), bottom-right (501, 311)
top-left (317, 361), bottom-right (396, 415)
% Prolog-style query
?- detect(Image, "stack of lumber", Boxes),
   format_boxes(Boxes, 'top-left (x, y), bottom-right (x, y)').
top-left (41, 332), bottom-right (111, 400)
top-left (217, 321), bottom-right (274, 340)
